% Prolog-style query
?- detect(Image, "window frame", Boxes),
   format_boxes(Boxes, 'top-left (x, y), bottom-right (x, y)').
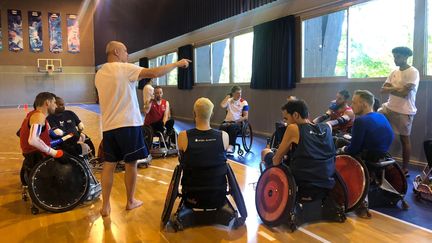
top-left (298, 0), bottom-right (431, 83)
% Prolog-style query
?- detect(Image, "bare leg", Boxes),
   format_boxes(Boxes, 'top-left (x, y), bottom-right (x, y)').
top-left (400, 135), bottom-right (411, 173)
top-left (124, 161), bottom-right (143, 210)
top-left (100, 162), bottom-right (117, 217)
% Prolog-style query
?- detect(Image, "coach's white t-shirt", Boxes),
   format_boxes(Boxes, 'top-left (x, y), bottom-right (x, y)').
top-left (383, 66), bottom-right (419, 115)
top-left (95, 62), bottom-right (143, 132)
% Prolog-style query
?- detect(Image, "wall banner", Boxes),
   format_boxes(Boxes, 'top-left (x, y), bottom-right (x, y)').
top-left (48, 12), bottom-right (63, 53)
top-left (0, 11), bottom-right (3, 51)
top-left (28, 11), bottom-right (43, 52)
top-left (8, 9), bottom-right (24, 52)
top-left (67, 14), bottom-right (80, 54)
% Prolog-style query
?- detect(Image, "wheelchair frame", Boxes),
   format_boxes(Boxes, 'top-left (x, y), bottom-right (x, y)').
top-left (161, 163), bottom-right (247, 231)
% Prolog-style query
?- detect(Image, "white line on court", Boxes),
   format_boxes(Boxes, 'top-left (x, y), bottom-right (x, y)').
top-left (371, 209), bottom-right (432, 234)
top-left (298, 227), bottom-right (331, 243)
top-left (149, 165), bottom-right (174, 173)
top-left (158, 180), bottom-right (168, 185)
top-left (0, 152), bottom-right (22, 155)
top-left (257, 231), bottom-right (277, 241)
top-left (0, 157), bottom-right (21, 160)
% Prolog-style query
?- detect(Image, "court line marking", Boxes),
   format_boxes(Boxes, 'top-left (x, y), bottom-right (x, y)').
top-left (257, 230), bottom-right (277, 241)
top-left (0, 157), bottom-right (22, 160)
top-left (0, 152), bottom-right (22, 155)
top-left (371, 209), bottom-right (432, 234)
top-left (298, 227), bottom-right (331, 243)
top-left (149, 165), bottom-right (174, 173)
top-left (158, 180), bottom-right (168, 185)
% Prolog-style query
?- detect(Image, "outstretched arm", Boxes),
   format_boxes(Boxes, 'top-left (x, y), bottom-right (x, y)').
top-left (138, 59), bottom-right (191, 80)
top-left (28, 112), bottom-right (63, 158)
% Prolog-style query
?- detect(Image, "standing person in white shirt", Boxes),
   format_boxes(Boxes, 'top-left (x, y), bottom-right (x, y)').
top-left (220, 86), bottom-right (249, 153)
top-left (380, 46), bottom-right (419, 176)
top-left (95, 41), bottom-right (190, 217)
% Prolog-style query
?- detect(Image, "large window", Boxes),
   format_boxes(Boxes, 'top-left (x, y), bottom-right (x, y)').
top-left (148, 52), bottom-right (178, 86)
top-left (233, 32), bottom-right (254, 83)
top-left (195, 38), bottom-right (230, 84)
top-left (302, 0), bottom-right (415, 79)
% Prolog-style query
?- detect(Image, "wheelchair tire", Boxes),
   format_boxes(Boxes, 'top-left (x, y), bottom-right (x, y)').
top-left (161, 165), bottom-right (181, 226)
top-left (28, 156), bottom-right (89, 213)
top-left (335, 155), bottom-right (369, 212)
top-left (241, 122), bottom-right (253, 153)
top-left (227, 164), bottom-right (248, 220)
top-left (329, 171), bottom-right (349, 212)
top-left (142, 125), bottom-right (154, 151)
top-left (255, 164), bottom-right (296, 226)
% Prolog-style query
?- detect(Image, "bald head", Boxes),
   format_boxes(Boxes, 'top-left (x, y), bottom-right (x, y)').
top-left (194, 97), bottom-right (214, 120)
top-left (106, 41), bottom-right (128, 62)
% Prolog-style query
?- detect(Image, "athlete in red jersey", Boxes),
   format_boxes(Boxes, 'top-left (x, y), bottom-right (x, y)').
top-left (313, 90), bottom-right (355, 134)
top-left (144, 86), bottom-right (174, 134)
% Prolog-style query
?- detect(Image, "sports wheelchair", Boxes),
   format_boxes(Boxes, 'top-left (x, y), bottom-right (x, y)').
top-left (220, 121), bottom-right (253, 156)
top-left (161, 163), bottom-right (248, 231)
top-left (335, 154), bottom-right (408, 210)
top-left (255, 162), bottom-right (348, 231)
top-left (142, 124), bottom-right (178, 158)
top-left (21, 152), bottom-right (101, 214)
top-left (413, 140), bottom-right (432, 202)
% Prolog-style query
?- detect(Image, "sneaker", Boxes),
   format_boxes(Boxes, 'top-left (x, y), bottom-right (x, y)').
top-left (354, 201), bottom-right (371, 219)
top-left (227, 145), bottom-right (234, 153)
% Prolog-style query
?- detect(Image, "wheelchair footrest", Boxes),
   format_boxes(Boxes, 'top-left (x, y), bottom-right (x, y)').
top-left (170, 202), bottom-right (238, 231)
top-left (295, 197), bottom-right (346, 226)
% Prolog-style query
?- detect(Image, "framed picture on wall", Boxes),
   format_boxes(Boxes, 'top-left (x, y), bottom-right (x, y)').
top-left (48, 12), bottom-right (63, 53)
top-left (7, 9), bottom-right (24, 52)
top-left (28, 11), bottom-right (43, 52)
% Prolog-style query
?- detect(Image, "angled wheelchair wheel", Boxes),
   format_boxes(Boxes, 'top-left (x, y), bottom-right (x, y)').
top-left (255, 164), bottom-right (296, 226)
top-left (227, 164), bottom-right (248, 221)
top-left (385, 162), bottom-right (407, 195)
top-left (161, 165), bottom-right (182, 226)
top-left (241, 122), bottom-right (253, 153)
top-left (335, 155), bottom-right (369, 212)
top-left (142, 125), bottom-right (154, 151)
top-left (329, 171), bottom-right (349, 212)
top-left (84, 136), bottom-right (96, 158)
top-left (28, 156), bottom-right (89, 213)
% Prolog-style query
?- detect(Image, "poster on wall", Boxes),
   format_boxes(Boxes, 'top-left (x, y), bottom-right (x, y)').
top-left (8, 9), bottom-right (24, 52)
top-left (28, 11), bottom-right (43, 52)
top-left (48, 12), bottom-right (63, 53)
top-left (67, 14), bottom-right (80, 54)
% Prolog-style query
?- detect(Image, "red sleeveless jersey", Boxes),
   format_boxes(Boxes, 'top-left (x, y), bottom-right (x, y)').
top-left (329, 106), bottom-right (353, 133)
top-left (145, 99), bottom-right (167, 125)
top-left (20, 110), bottom-right (51, 154)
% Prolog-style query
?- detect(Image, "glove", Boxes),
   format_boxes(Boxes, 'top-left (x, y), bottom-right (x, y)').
top-left (336, 146), bottom-right (346, 155)
top-left (47, 148), bottom-right (64, 158)
top-left (329, 101), bottom-right (340, 111)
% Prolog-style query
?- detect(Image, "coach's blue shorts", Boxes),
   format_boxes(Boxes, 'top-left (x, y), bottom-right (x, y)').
top-left (102, 126), bottom-right (149, 163)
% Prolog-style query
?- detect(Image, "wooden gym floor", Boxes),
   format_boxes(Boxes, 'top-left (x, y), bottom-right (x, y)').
top-left (0, 106), bottom-right (431, 242)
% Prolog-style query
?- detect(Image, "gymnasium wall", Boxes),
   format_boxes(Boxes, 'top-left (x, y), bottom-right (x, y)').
top-left (0, 0), bottom-right (96, 106)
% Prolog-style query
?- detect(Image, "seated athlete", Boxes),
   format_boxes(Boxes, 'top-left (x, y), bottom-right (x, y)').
top-left (177, 97), bottom-right (229, 208)
top-left (19, 92), bottom-right (68, 185)
top-left (47, 96), bottom-right (85, 141)
top-left (262, 99), bottom-right (336, 199)
top-left (220, 86), bottom-right (249, 153)
top-left (271, 96), bottom-right (297, 148)
top-left (144, 86), bottom-right (174, 135)
top-left (313, 90), bottom-right (354, 134)
top-left (337, 90), bottom-right (394, 218)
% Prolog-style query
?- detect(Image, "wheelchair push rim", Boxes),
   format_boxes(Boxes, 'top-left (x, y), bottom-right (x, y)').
top-left (241, 122), bottom-right (253, 153)
top-left (255, 164), bottom-right (296, 226)
top-left (161, 165), bottom-right (181, 226)
top-left (28, 156), bottom-right (89, 213)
